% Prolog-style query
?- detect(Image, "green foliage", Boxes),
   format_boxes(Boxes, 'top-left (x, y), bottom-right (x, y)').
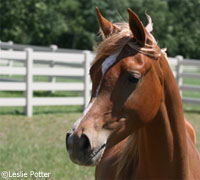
top-left (167, 0), bottom-right (200, 58)
top-left (0, 0), bottom-right (200, 58)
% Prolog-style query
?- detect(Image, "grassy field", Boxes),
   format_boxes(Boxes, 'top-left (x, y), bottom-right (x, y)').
top-left (0, 113), bottom-right (95, 180)
top-left (0, 112), bottom-right (199, 180)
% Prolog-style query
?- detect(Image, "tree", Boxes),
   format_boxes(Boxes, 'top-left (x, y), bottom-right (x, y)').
top-left (167, 0), bottom-right (200, 58)
top-left (0, 0), bottom-right (199, 58)
top-left (0, 0), bottom-right (67, 45)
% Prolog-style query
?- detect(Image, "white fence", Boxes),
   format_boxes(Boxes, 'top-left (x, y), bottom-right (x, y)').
top-left (167, 56), bottom-right (200, 104)
top-left (0, 42), bottom-right (94, 117)
top-left (0, 41), bottom-right (200, 116)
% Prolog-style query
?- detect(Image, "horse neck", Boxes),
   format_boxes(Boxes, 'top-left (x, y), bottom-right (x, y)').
top-left (137, 57), bottom-right (189, 179)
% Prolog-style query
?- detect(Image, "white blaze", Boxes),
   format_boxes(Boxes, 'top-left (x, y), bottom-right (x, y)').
top-left (72, 50), bottom-right (121, 130)
top-left (72, 99), bottom-right (96, 130)
top-left (95, 50), bottom-right (121, 96)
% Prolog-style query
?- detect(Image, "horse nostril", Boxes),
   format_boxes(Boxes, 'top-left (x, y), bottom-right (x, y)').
top-left (79, 134), bottom-right (91, 152)
top-left (66, 132), bottom-right (72, 151)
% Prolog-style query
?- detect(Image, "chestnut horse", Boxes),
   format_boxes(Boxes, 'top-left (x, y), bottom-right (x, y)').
top-left (66, 8), bottom-right (200, 179)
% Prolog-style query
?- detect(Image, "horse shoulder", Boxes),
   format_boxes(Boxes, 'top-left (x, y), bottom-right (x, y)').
top-left (184, 117), bottom-right (196, 145)
top-left (184, 117), bottom-right (200, 179)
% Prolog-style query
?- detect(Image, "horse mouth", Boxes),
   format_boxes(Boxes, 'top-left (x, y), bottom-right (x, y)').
top-left (86, 144), bottom-right (106, 165)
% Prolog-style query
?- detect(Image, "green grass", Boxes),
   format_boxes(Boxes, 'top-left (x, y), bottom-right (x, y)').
top-left (0, 75), bottom-right (82, 83)
top-left (0, 112), bottom-right (199, 180)
top-left (182, 78), bottom-right (200, 100)
top-left (0, 106), bottom-right (82, 115)
top-left (0, 113), bottom-right (95, 180)
top-left (0, 91), bottom-right (82, 98)
top-left (183, 78), bottom-right (200, 86)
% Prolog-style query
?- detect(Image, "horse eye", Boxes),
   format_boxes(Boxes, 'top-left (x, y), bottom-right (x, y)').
top-left (127, 74), bottom-right (140, 83)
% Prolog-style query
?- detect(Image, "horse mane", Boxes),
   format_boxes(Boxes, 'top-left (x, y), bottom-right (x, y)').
top-left (115, 132), bottom-right (139, 178)
top-left (94, 14), bottom-right (166, 65)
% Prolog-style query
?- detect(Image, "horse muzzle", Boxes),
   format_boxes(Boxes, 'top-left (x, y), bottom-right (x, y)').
top-left (66, 131), bottom-right (106, 166)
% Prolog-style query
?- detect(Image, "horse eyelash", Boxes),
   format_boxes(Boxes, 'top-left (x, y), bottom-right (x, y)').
top-left (127, 72), bottom-right (141, 83)
top-left (128, 75), bottom-right (140, 83)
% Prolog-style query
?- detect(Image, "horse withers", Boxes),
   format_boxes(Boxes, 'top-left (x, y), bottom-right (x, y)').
top-left (66, 7), bottom-right (200, 179)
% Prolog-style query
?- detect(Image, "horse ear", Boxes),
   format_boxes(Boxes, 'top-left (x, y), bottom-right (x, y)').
top-left (128, 8), bottom-right (147, 46)
top-left (96, 7), bottom-right (119, 38)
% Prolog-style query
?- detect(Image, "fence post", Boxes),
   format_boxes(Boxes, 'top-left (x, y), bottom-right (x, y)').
top-left (83, 51), bottom-right (92, 108)
top-left (8, 41), bottom-right (14, 76)
top-left (25, 48), bottom-right (33, 117)
top-left (176, 55), bottom-right (184, 97)
top-left (50, 45), bottom-right (58, 93)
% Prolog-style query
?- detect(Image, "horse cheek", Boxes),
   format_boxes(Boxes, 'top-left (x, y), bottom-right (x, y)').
top-left (135, 76), bottom-right (162, 124)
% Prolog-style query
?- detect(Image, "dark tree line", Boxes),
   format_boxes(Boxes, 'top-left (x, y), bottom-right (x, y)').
top-left (0, 0), bottom-right (200, 58)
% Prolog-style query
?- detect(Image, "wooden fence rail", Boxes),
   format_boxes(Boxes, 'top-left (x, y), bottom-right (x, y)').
top-left (0, 41), bottom-right (200, 116)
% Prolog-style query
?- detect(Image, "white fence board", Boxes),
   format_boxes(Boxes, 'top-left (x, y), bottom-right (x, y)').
top-left (32, 97), bottom-right (83, 106)
top-left (32, 67), bottom-right (84, 76)
top-left (0, 67), bottom-right (84, 76)
top-left (32, 82), bottom-right (84, 91)
top-left (33, 52), bottom-right (85, 63)
top-left (182, 97), bottom-right (200, 105)
top-left (180, 85), bottom-right (200, 91)
top-left (0, 82), bottom-right (87, 91)
top-left (180, 60), bottom-right (200, 66)
top-left (0, 67), bottom-right (26, 75)
top-left (180, 73), bottom-right (200, 79)
top-left (0, 97), bottom-right (83, 106)
top-left (0, 82), bottom-right (25, 91)
top-left (0, 98), bottom-right (25, 106)
top-left (0, 50), bottom-right (26, 60)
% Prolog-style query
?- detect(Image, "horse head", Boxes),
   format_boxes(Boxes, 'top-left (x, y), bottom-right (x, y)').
top-left (66, 7), bottom-right (164, 166)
